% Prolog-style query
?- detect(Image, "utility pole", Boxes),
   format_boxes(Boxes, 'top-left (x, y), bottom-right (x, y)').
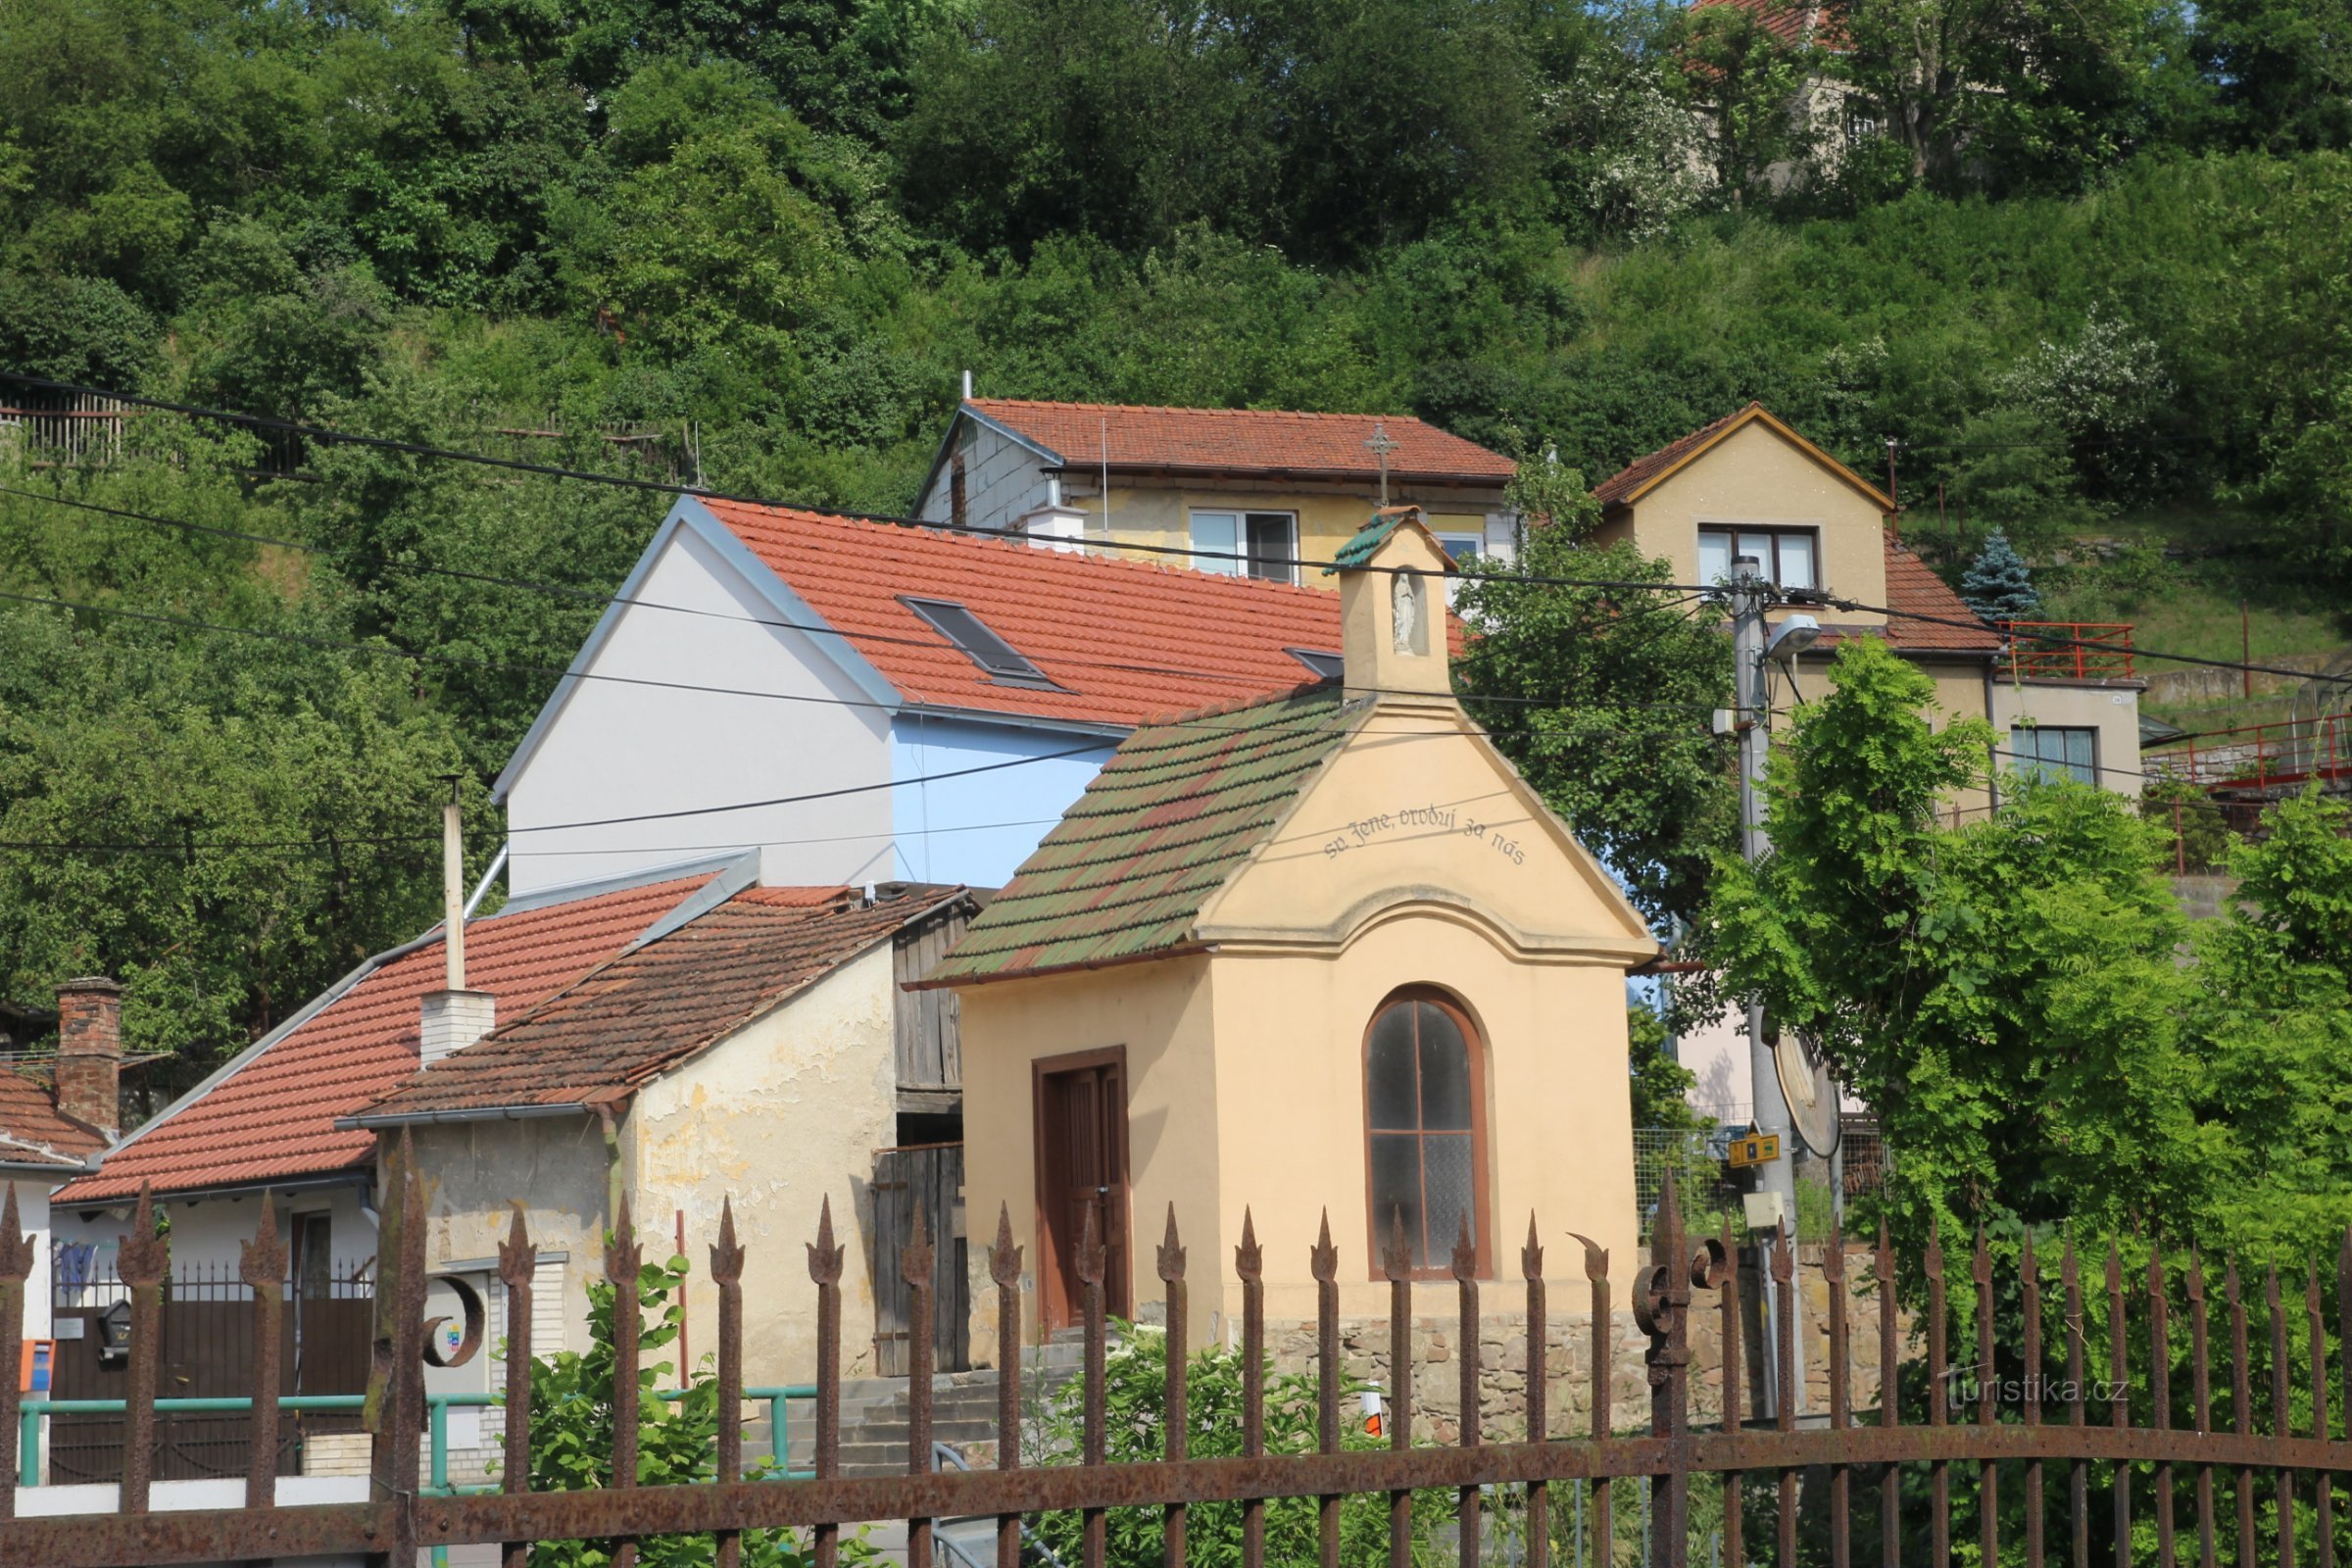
top-left (1731, 558), bottom-right (1804, 1421)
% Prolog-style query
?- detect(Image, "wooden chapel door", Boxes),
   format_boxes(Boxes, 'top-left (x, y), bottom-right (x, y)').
top-left (1035, 1051), bottom-right (1131, 1331)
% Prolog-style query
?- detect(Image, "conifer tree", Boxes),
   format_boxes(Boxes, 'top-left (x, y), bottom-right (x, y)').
top-left (1959, 531), bottom-right (2040, 623)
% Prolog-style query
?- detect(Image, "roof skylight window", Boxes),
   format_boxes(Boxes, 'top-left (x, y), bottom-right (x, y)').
top-left (901, 598), bottom-right (1053, 685)
top-left (1287, 648), bottom-right (1345, 680)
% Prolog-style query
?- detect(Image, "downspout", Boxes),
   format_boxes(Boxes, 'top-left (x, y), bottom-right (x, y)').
top-left (596, 1101), bottom-right (629, 1234)
top-left (1983, 662), bottom-right (2002, 815)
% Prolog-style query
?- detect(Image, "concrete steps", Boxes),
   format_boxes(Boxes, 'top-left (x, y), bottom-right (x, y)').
top-left (792, 1343), bottom-right (1091, 1480)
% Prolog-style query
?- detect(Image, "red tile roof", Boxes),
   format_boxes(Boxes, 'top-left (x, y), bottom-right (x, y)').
top-left (966, 400), bottom-right (1515, 485)
top-left (1592, 403), bottom-right (1892, 512)
top-left (0, 1070), bottom-right (105, 1168)
top-left (52, 874), bottom-right (722, 1204)
top-left (1882, 538), bottom-right (2001, 652)
top-left (1690, 0), bottom-right (1845, 49)
top-left (354, 889), bottom-right (960, 1120)
top-left (699, 500), bottom-right (1362, 727)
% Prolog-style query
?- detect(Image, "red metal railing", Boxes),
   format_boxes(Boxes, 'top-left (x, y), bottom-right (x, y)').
top-left (2145, 711), bottom-right (2352, 791)
top-left (1999, 621), bottom-right (2137, 681)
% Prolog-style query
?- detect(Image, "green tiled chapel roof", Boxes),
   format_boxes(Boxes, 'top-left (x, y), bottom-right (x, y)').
top-left (928, 683), bottom-right (1365, 982)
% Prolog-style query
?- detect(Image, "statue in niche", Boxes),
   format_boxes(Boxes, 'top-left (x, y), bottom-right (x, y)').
top-left (1392, 568), bottom-right (1427, 655)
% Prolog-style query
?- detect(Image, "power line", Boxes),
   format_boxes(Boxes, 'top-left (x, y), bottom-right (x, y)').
top-left (0, 373), bottom-right (1722, 591)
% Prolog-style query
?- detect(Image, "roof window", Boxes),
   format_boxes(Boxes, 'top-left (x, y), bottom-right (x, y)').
top-left (1287, 648), bottom-right (1345, 680)
top-left (901, 598), bottom-right (1053, 685)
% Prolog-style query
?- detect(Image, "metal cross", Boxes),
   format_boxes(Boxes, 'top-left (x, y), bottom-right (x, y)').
top-left (1365, 421), bottom-right (1399, 509)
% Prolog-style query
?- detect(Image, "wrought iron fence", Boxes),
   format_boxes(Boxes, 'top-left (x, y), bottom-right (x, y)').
top-left (2, 1139), bottom-right (2351, 1568)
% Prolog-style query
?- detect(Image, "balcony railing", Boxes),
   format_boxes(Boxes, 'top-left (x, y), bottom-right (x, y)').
top-left (2144, 710), bottom-right (2352, 792)
top-left (1998, 620), bottom-right (2136, 680)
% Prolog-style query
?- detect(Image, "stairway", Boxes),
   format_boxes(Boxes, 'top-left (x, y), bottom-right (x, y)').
top-left (794, 1341), bottom-right (1090, 1480)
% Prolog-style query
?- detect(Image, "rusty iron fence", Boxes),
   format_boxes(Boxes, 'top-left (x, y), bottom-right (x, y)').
top-left (4, 1144), bottom-right (2352, 1568)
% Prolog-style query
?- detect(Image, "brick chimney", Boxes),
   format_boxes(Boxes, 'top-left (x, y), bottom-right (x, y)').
top-left (55, 976), bottom-right (123, 1142)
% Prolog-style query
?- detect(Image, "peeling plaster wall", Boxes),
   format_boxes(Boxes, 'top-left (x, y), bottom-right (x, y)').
top-left (415, 1114), bottom-right (611, 1361)
top-left (633, 943), bottom-right (901, 1388)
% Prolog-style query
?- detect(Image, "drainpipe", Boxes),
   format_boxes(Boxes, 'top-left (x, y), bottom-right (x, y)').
top-left (596, 1101), bottom-right (628, 1234)
top-left (1983, 664), bottom-right (2002, 815)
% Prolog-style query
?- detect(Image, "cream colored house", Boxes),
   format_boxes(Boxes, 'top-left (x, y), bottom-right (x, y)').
top-left (913, 398), bottom-right (1520, 577)
top-left (1592, 404), bottom-right (2146, 1124)
top-left (920, 513), bottom-right (1657, 1348)
top-left (1592, 403), bottom-right (2145, 816)
top-left (339, 876), bottom-right (977, 1476)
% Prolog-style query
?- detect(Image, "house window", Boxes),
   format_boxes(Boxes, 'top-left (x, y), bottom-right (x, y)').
top-left (1435, 532), bottom-right (1484, 564)
top-left (1847, 111), bottom-right (1880, 147)
top-left (1287, 648), bottom-right (1345, 680)
top-left (1192, 512), bottom-right (1297, 583)
top-left (1364, 988), bottom-right (1487, 1276)
top-left (950, 455), bottom-right (968, 529)
top-left (2011, 724), bottom-right (2097, 786)
top-left (1698, 526), bottom-right (1818, 590)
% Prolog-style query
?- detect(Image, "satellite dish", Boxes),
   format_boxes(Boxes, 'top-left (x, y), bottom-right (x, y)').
top-left (1769, 1023), bottom-right (1842, 1159)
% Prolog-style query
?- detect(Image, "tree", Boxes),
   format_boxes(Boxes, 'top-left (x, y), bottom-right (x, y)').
top-left (1667, 3), bottom-right (1820, 205)
top-left (1957, 530), bottom-right (2039, 621)
top-left (1705, 636), bottom-right (2352, 1263)
top-left (1452, 528), bottom-right (1739, 935)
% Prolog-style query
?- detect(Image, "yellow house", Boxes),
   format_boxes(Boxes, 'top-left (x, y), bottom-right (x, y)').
top-left (919, 513), bottom-right (1657, 1349)
top-left (913, 397), bottom-right (1519, 579)
top-left (1592, 403), bottom-right (2145, 816)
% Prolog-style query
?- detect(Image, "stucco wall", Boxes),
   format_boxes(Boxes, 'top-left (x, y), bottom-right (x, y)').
top-left (1070, 482), bottom-right (1510, 580)
top-left (415, 1114), bottom-right (611, 1361)
top-left (52, 1184), bottom-right (377, 1287)
top-left (1598, 420), bottom-right (1888, 624)
top-left (1992, 677), bottom-right (2144, 798)
top-left (11, 1177), bottom-right (52, 1339)
top-left (632, 944), bottom-right (901, 1387)
top-left (500, 514), bottom-right (896, 895)
top-left (887, 714), bottom-right (1116, 888)
top-left (955, 956), bottom-right (1218, 1360)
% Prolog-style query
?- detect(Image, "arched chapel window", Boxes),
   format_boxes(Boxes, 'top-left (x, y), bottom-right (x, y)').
top-left (1363, 988), bottom-right (1487, 1276)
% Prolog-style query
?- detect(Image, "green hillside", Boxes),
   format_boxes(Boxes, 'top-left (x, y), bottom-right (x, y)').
top-left (3, 0), bottom-right (2350, 1073)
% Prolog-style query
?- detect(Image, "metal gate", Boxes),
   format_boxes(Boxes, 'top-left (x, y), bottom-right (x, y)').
top-left (869, 1142), bottom-right (968, 1376)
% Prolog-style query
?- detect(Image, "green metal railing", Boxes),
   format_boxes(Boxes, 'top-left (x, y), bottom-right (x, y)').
top-left (18, 1386), bottom-right (816, 1492)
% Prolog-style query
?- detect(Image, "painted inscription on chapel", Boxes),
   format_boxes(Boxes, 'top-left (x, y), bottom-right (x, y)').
top-left (1321, 803), bottom-right (1528, 865)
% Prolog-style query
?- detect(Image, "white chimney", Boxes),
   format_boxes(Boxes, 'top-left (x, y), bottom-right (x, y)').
top-left (421, 781), bottom-right (494, 1065)
top-left (420, 989), bottom-right (496, 1066)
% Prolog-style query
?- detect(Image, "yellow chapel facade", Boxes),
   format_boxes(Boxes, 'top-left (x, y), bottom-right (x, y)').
top-left (919, 514), bottom-right (1656, 1348)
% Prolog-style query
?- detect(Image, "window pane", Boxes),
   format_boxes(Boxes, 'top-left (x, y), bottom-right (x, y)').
top-left (1191, 513), bottom-right (1240, 575)
top-left (2064, 728), bottom-right (2095, 783)
top-left (1437, 533), bottom-right (1484, 563)
top-left (1367, 1005), bottom-right (1418, 1130)
top-left (1738, 533), bottom-right (1775, 578)
top-left (1368, 1134), bottom-right (1423, 1260)
top-left (1697, 531), bottom-right (1732, 583)
top-left (1245, 514), bottom-right (1294, 582)
top-left (1777, 532), bottom-right (1817, 589)
top-left (1421, 1135), bottom-right (1476, 1266)
top-left (1415, 1003), bottom-right (1471, 1130)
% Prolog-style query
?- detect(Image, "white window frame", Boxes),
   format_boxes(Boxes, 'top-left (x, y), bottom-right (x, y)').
top-left (1190, 510), bottom-right (1298, 584)
top-left (1697, 523), bottom-right (1822, 590)
top-left (2010, 724), bottom-right (2099, 787)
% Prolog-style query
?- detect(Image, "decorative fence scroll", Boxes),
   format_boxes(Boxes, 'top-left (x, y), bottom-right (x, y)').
top-left (2, 1148), bottom-right (2351, 1568)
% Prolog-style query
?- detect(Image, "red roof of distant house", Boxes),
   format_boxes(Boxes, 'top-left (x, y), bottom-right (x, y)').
top-left (699, 500), bottom-right (1378, 728)
top-left (1882, 539), bottom-right (2001, 652)
top-left (52, 872), bottom-right (744, 1204)
top-left (353, 887), bottom-right (963, 1121)
top-left (0, 1070), bottom-right (106, 1169)
top-left (964, 400), bottom-right (1515, 485)
top-left (1688, 0), bottom-right (1846, 50)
